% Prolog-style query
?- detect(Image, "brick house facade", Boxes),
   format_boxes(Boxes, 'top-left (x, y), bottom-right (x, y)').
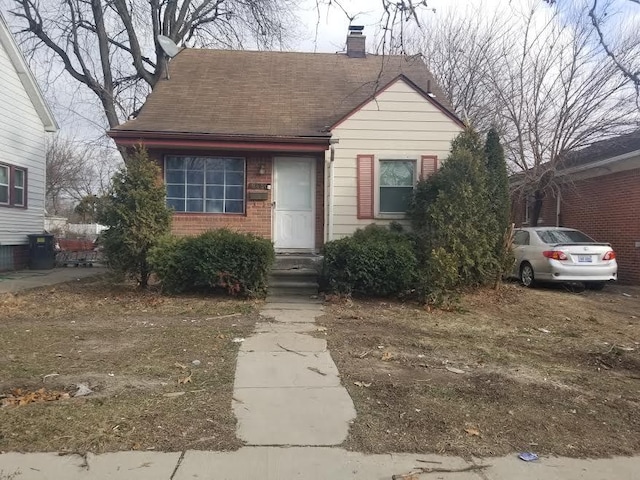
top-left (512, 132), bottom-right (640, 284)
top-left (109, 34), bottom-right (462, 252)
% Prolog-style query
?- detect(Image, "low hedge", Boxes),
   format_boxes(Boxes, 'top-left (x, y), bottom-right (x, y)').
top-left (149, 229), bottom-right (275, 297)
top-left (322, 224), bottom-right (417, 297)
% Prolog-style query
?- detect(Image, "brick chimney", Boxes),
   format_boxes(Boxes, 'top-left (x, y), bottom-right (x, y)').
top-left (346, 25), bottom-right (366, 58)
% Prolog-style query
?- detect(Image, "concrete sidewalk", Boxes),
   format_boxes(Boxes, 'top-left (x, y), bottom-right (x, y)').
top-left (0, 267), bottom-right (106, 293)
top-left (233, 299), bottom-right (356, 446)
top-left (0, 448), bottom-right (637, 479)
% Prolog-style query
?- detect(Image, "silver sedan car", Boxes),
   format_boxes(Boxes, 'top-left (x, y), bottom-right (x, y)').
top-left (511, 227), bottom-right (617, 290)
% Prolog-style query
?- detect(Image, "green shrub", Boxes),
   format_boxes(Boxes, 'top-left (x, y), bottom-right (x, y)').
top-left (322, 224), bottom-right (417, 297)
top-left (149, 229), bottom-right (275, 297)
top-left (409, 128), bottom-right (501, 304)
top-left (97, 146), bottom-right (172, 288)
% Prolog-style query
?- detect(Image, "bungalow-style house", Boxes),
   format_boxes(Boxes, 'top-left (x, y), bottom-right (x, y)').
top-left (512, 131), bottom-right (640, 284)
top-left (0, 13), bottom-right (58, 270)
top-left (109, 30), bottom-right (464, 253)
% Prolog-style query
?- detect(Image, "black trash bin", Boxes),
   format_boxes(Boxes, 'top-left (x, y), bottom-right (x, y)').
top-left (27, 234), bottom-right (56, 270)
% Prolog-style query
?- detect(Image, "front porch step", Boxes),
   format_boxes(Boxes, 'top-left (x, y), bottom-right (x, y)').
top-left (268, 286), bottom-right (319, 297)
top-left (272, 254), bottom-right (323, 272)
top-left (269, 255), bottom-right (322, 297)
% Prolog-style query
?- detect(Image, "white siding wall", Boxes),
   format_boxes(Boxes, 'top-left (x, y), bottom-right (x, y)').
top-left (327, 78), bottom-right (463, 239)
top-left (0, 41), bottom-right (47, 245)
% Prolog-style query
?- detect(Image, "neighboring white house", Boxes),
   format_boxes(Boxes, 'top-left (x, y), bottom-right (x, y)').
top-left (0, 12), bottom-right (58, 270)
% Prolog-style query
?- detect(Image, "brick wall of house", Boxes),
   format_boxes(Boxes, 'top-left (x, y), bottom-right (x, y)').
top-left (512, 167), bottom-right (640, 284)
top-left (149, 150), bottom-right (325, 251)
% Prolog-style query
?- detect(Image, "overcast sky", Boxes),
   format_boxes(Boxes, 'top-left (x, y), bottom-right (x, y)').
top-left (0, 0), bottom-right (632, 144)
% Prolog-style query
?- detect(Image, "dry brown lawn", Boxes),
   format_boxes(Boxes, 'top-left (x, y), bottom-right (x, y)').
top-left (0, 275), bottom-right (259, 453)
top-left (320, 283), bottom-right (640, 458)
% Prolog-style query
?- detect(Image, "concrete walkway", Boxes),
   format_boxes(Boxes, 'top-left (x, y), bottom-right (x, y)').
top-left (0, 267), bottom-right (106, 293)
top-left (1, 448), bottom-right (638, 479)
top-left (232, 298), bottom-right (356, 446)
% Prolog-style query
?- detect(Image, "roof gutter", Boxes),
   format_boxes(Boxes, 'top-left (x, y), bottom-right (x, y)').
top-left (0, 13), bottom-right (58, 132)
top-left (511, 148), bottom-right (640, 188)
top-left (108, 130), bottom-right (332, 152)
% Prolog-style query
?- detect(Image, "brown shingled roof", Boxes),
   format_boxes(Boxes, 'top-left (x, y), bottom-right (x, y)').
top-left (113, 49), bottom-right (457, 138)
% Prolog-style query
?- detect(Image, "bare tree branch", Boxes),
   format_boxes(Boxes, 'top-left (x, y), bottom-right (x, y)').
top-left (10, 0), bottom-right (296, 129)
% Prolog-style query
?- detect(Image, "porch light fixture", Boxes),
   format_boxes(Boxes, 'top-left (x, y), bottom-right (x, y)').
top-left (258, 163), bottom-right (266, 175)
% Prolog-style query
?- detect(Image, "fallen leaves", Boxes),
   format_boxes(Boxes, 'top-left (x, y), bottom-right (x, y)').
top-left (177, 373), bottom-right (192, 385)
top-left (381, 351), bottom-right (394, 361)
top-left (1, 388), bottom-right (70, 408)
top-left (464, 427), bottom-right (481, 437)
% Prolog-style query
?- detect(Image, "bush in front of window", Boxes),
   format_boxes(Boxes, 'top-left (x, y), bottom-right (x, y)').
top-left (149, 229), bottom-right (275, 297)
top-left (322, 224), bottom-right (418, 297)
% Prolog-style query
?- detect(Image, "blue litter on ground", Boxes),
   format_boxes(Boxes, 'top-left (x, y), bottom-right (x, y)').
top-left (518, 452), bottom-right (539, 462)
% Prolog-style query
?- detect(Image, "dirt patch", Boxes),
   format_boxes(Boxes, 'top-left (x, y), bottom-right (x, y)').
top-left (320, 283), bottom-right (640, 458)
top-left (0, 276), bottom-right (259, 453)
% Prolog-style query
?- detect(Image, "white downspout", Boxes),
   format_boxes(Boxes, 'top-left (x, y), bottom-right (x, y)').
top-left (556, 189), bottom-right (562, 227)
top-left (327, 138), bottom-right (339, 242)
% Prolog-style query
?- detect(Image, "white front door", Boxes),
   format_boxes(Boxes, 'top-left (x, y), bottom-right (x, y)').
top-left (273, 157), bottom-right (315, 250)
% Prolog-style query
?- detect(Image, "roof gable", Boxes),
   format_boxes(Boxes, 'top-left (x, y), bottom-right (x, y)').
top-left (0, 13), bottom-right (57, 132)
top-left (331, 75), bottom-right (464, 130)
top-left (113, 49), bottom-right (459, 139)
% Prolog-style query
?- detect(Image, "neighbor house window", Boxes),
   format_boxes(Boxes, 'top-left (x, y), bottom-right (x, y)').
top-left (0, 163), bottom-right (27, 207)
top-left (379, 160), bottom-right (416, 214)
top-left (0, 165), bottom-right (8, 204)
top-left (165, 156), bottom-right (245, 214)
top-left (13, 169), bottom-right (25, 206)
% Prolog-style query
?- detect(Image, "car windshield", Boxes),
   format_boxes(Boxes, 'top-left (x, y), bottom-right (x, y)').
top-left (536, 229), bottom-right (595, 244)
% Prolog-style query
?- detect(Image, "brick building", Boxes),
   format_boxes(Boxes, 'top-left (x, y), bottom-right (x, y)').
top-left (512, 132), bottom-right (640, 284)
top-left (108, 30), bottom-right (463, 253)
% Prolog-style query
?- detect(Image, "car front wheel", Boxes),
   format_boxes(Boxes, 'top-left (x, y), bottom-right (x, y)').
top-left (520, 262), bottom-right (535, 288)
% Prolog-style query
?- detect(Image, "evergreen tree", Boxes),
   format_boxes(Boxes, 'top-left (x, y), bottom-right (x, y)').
top-left (97, 146), bottom-right (171, 288)
top-left (484, 128), bottom-right (510, 235)
top-left (484, 128), bottom-right (513, 285)
top-left (409, 128), bottom-right (498, 302)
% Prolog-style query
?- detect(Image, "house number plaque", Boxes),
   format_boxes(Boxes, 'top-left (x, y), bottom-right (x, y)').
top-left (248, 183), bottom-right (270, 190)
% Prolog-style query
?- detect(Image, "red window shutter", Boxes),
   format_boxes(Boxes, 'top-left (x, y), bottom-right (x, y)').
top-left (357, 154), bottom-right (374, 219)
top-left (420, 155), bottom-right (438, 180)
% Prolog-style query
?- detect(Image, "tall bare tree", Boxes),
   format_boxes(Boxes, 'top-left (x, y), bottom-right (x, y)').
top-left (10, 0), bottom-right (295, 129)
top-left (489, 5), bottom-right (637, 225)
top-left (416, 3), bottom-right (637, 226)
top-left (545, 0), bottom-right (640, 93)
top-left (416, 8), bottom-right (511, 131)
top-left (46, 135), bottom-right (119, 215)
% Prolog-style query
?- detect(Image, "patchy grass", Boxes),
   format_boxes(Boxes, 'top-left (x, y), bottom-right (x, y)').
top-left (320, 283), bottom-right (640, 458)
top-left (0, 276), bottom-right (259, 453)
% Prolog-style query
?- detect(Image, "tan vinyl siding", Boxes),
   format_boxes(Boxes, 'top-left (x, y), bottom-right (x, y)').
top-left (327, 78), bottom-right (462, 239)
top-left (0, 39), bottom-right (47, 246)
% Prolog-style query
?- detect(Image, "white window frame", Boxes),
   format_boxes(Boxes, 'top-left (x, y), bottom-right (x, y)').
top-left (0, 163), bottom-right (27, 208)
top-left (374, 157), bottom-right (418, 218)
top-left (13, 168), bottom-right (25, 206)
top-left (0, 165), bottom-right (8, 205)
top-left (164, 155), bottom-right (246, 214)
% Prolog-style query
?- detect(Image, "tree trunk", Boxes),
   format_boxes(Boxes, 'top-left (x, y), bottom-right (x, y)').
top-left (530, 190), bottom-right (544, 227)
top-left (139, 258), bottom-right (149, 289)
